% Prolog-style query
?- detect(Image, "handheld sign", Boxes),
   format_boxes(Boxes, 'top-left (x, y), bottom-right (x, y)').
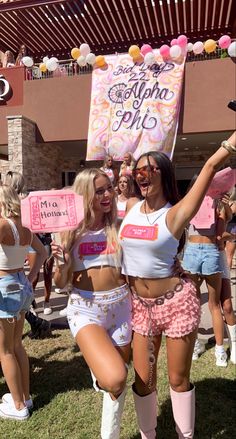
top-left (190, 195), bottom-right (215, 229)
top-left (206, 167), bottom-right (235, 199)
top-left (21, 189), bottom-right (84, 233)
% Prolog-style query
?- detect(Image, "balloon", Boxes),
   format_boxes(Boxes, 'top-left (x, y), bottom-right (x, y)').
top-left (39, 63), bottom-right (47, 73)
top-left (132, 54), bottom-right (143, 63)
top-left (22, 56), bottom-right (33, 67)
top-left (187, 42), bottom-right (193, 52)
top-left (46, 58), bottom-right (58, 71)
top-left (144, 52), bottom-right (155, 65)
top-left (96, 55), bottom-right (106, 68)
top-left (204, 39), bottom-right (217, 53)
top-left (228, 41), bottom-right (236, 57)
top-left (71, 47), bottom-right (80, 59)
top-left (177, 35), bottom-right (188, 48)
top-left (86, 53), bottom-right (96, 65)
top-left (43, 56), bottom-right (49, 64)
top-left (80, 43), bottom-right (90, 57)
top-left (170, 39), bottom-right (178, 46)
top-left (77, 55), bottom-right (87, 67)
top-left (218, 35), bottom-right (231, 49)
top-left (141, 44), bottom-right (152, 56)
top-left (160, 44), bottom-right (170, 58)
top-left (193, 41), bottom-right (204, 54)
top-left (170, 45), bottom-right (182, 59)
top-left (128, 45), bottom-right (140, 58)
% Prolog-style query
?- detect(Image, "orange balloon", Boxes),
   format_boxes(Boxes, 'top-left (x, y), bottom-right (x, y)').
top-left (204, 39), bottom-right (217, 53)
top-left (96, 55), bottom-right (106, 68)
top-left (39, 63), bottom-right (47, 73)
top-left (71, 47), bottom-right (80, 59)
top-left (128, 45), bottom-right (140, 58)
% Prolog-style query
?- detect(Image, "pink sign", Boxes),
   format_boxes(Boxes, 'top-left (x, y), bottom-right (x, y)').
top-left (206, 167), bottom-right (235, 199)
top-left (190, 196), bottom-right (215, 229)
top-left (120, 224), bottom-right (158, 240)
top-left (21, 189), bottom-right (84, 233)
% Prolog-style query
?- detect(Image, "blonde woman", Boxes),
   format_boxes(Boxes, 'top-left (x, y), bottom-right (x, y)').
top-left (119, 152), bottom-right (135, 177)
top-left (51, 169), bottom-right (132, 439)
top-left (0, 185), bottom-right (46, 420)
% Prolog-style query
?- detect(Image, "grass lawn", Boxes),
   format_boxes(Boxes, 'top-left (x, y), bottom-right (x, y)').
top-left (0, 325), bottom-right (235, 439)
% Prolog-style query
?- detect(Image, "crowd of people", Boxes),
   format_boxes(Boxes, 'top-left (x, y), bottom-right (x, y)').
top-left (0, 134), bottom-right (235, 438)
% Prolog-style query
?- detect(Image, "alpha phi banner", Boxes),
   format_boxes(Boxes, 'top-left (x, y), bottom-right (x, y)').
top-left (86, 51), bottom-right (185, 161)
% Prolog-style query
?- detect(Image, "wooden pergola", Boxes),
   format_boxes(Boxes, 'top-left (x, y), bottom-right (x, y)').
top-left (0, 0), bottom-right (235, 62)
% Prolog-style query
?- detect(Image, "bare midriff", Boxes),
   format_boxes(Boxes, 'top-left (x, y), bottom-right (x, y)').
top-left (128, 275), bottom-right (183, 298)
top-left (72, 266), bottom-right (126, 292)
top-left (188, 235), bottom-right (216, 244)
top-left (0, 268), bottom-right (24, 275)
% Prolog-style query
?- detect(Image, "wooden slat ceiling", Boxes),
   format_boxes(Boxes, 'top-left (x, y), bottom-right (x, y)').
top-left (0, 0), bottom-right (235, 62)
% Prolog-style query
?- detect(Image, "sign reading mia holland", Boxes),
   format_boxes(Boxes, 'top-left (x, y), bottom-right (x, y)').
top-left (86, 51), bottom-right (185, 161)
top-left (21, 189), bottom-right (84, 233)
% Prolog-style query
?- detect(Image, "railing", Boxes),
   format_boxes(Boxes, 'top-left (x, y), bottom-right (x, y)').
top-left (24, 47), bottom-right (230, 81)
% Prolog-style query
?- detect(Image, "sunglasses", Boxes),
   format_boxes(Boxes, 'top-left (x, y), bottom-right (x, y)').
top-left (132, 165), bottom-right (159, 179)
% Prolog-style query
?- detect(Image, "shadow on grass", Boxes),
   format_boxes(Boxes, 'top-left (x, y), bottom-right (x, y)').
top-left (130, 378), bottom-right (235, 439)
top-left (0, 347), bottom-right (92, 411)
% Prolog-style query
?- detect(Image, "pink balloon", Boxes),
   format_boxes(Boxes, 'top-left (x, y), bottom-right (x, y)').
top-left (193, 41), bottom-right (204, 55)
top-left (177, 35), bottom-right (188, 48)
top-left (160, 44), bottom-right (170, 58)
top-left (171, 39), bottom-right (178, 46)
top-left (218, 35), bottom-right (231, 49)
top-left (141, 44), bottom-right (152, 56)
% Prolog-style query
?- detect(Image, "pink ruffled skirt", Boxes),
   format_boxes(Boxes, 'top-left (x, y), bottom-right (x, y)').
top-left (131, 279), bottom-right (201, 338)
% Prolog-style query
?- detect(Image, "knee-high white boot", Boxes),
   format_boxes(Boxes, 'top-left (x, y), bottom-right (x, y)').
top-left (170, 385), bottom-right (195, 439)
top-left (101, 388), bottom-right (127, 439)
top-left (227, 324), bottom-right (236, 364)
top-left (132, 386), bottom-right (157, 438)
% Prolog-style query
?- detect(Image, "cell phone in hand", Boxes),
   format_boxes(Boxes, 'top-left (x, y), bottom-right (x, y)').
top-left (228, 100), bottom-right (236, 112)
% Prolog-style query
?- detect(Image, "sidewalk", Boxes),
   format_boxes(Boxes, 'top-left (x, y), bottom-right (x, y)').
top-left (32, 268), bottom-right (236, 336)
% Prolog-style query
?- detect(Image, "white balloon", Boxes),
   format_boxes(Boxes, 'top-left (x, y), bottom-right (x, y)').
top-left (80, 43), bottom-right (90, 57)
top-left (144, 52), bottom-right (155, 65)
top-left (187, 43), bottom-right (193, 52)
top-left (22, 56), bottom-right (34, 67)
top-left (170, 45), bottom-right (182, 59)
top-left (86, 53), bottom-right (96, 65)
top-left (193, 41), bottom-right (204, 55)
top-left (46, 58), bottom-right (58, 72)
top-left (43, 56), bottom-right (49, 64)
top-left (228, 41), bottom-right (236, 58)
top-left (77, 55), bottom-right (87, 67)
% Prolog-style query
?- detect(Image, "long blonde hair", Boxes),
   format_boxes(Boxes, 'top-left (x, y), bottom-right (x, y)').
top-left (61, 168), bottom-right (120, 263)
top-left (0, 184), bottom-right (21, 218)
top-left (4, 171), bottom-right (25, 195)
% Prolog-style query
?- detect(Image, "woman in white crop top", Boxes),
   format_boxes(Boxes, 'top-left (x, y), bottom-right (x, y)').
top-left (52, 168), bottom-right (132, 439)
top-left (119, 132), bottom-right (236, 439)
top-left (116, 174), bottom-right (140, 222)
top-left (0, 184), bottom-right (46, 421)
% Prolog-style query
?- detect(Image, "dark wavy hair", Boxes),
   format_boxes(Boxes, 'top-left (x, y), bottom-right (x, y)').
top-left (133, 151), bottom-right (185, 253)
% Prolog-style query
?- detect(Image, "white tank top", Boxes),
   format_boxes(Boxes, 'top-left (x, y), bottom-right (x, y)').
top-left (117, 199), bottom-right (127, 220)
top-left (71, 228), bottom-right (120, 272)
top-left (0, 218), bottom-right (31, 270)
top-left (119, 201), bottom-right (178, 278)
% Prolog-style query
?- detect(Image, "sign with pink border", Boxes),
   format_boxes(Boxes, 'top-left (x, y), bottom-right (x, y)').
top-left (21, 189), bottom-right (84, 233)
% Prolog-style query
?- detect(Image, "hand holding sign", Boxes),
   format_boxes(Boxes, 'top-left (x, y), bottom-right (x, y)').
top-left (21, 189), bottom-right (84, 233)
top-left (206, 167), bottom-right (235, 199)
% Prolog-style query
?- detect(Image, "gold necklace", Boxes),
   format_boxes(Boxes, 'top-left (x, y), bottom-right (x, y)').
top-left (143, 200), bottom-right (168, 226)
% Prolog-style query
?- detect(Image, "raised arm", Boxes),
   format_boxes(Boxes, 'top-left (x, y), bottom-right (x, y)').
top-left (168, 132), bottom-right (236, 238)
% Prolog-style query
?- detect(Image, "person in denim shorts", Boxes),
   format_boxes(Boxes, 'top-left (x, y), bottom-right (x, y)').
top-left (0, 184), bottom-right (46, 421)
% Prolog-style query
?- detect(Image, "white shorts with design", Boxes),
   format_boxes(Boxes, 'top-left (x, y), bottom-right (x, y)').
top-left (67, 284), bottom-right (132, 346)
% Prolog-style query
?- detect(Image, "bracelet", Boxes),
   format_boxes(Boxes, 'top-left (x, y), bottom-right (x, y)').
top-left (221, 140), bottom-right (236, 154)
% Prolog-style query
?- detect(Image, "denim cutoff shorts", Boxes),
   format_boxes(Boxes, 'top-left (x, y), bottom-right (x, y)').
top-left (182, 242), bottom-right (221, 276)
top-left (0, 272), bottom-right (33, 320)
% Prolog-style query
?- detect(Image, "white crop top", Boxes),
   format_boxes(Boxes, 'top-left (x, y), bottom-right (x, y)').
top-left (0, 219), bottom-right (31, 270)
top-left (119, 201), bottom-right (178, 278)
top-left (71, 228), bottom-right (120, 272)
top-left (117, 199), bottom-right (127, 220)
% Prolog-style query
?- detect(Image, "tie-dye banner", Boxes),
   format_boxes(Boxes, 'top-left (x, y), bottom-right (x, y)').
top-left (86, 51), bottom-right (185, 161)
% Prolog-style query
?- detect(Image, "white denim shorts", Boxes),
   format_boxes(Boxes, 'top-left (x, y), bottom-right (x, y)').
top-left (67, 283), bottom-right (132, 346)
